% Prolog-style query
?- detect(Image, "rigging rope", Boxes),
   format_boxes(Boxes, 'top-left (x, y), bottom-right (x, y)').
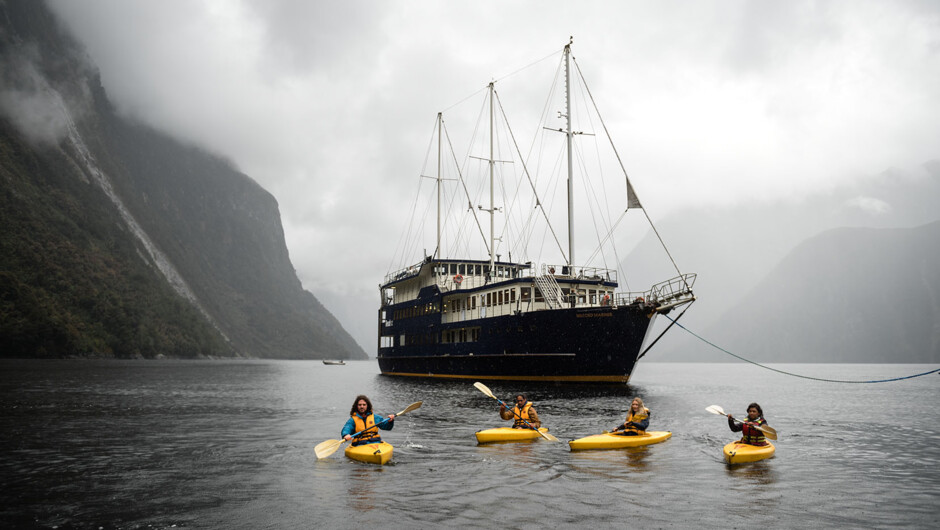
top-left (662, 315), bottom-right (940, 383)
top-left (572, 56), bottom-right (689, 293)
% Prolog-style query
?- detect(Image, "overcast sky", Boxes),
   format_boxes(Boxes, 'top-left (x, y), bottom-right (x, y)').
top-left (47, 0), bottom-right (940, 353)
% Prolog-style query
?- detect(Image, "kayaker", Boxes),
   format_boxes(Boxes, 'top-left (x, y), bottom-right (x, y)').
top-left (612, 397), bottom-right (649, 436)
top-left (342, 395), bottom-right (396, 446)
top-left (727, 402), bottom-right (769, 446)
top-left (499, 394), bottom-right (541, 429)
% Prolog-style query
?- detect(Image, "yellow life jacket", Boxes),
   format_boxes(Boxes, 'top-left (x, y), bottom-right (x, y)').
top-left (622, 408), bottom-right (650, 434)
top-left (352, 413), bottom-right (380, 444)
top-left (512, 402), bottom-right (533, 428)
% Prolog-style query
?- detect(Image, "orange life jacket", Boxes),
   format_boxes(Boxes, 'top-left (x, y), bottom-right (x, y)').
top-left (512, 402), bottom-right (534, 428)
top-left (352, 413), bottom-right (381, 444)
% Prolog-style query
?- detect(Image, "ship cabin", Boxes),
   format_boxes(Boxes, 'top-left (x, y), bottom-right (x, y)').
top-left (378, 257), bottom-right (638, 349)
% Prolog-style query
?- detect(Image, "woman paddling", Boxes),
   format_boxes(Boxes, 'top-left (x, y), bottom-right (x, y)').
top-left (612, 397), bottom-right (649, 436)
top-left (727, 402), bottom-right (769, 446)
top-left (499, 394), bottom-right (541, 430)
top-left (342, 395), bottom-right (396, 446)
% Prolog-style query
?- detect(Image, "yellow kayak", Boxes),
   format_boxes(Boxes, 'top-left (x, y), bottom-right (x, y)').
top-left (475, 427), bottom-right (550, 444)
top-left (344, 442), bottom-right (393, 465)
top-left (723, 441), bottom-right (774, 464)
top-left (568, 431), bottom-right (672, 451)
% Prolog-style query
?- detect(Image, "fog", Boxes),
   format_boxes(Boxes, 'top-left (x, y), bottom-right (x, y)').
top-left (46, 0), bottom-right (940, 354)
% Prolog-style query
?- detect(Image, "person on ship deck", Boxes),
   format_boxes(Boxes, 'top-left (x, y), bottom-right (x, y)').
top-left (499, 394), bottom-right (541, 430)
top-left (611, 397), bottom-right (649, 436)
top-left (342, 395), bottom-right (396, 446)
top-left (727, 402), bottom-right (769, 446)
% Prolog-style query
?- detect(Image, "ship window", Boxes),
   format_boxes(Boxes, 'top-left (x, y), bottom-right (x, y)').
top-left (498, 291), bottom-right (503, 305)
top-left (590, 290), bottom-right (597, 304)
top-left (450, 264), bottom-right (457, 275)
top-left (483, 265), bottom-right (490, 276)
top-left (475, 265), bottom-right (482, 275)
top-left (459, 264), bottom-right (466, 275)
top-left (486, 292), bottom-right (492, 306)
top-left (471, 296), bottom-right (476, 310)
top-left (510, 289), bottom-right (516, 303)
top-left (521, 288), bottom-right (530, 302)
top-left (535, 289), bottom-right (544, 302)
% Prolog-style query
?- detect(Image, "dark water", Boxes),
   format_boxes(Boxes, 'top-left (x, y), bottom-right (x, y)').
top-left (1, 360), bottom-right (938, 529)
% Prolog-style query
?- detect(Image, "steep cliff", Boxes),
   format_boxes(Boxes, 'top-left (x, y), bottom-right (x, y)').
top-left (0, 0), bottom-right (367, 359)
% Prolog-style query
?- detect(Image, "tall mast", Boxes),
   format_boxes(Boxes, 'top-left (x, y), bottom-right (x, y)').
top-left (436, 112), bottom-right (442, 259)
top-left (488, 82), bottom-right (496, 276)
top-left (564, 41), bottom-right (575, 274)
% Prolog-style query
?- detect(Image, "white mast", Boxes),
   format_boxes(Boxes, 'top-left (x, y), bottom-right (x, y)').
top-left (564, 41), bottom-right (575, 275)
top-left (488, 82), bottom-right (496, 276)
top-left (436, 112), bottom-right (442, 259)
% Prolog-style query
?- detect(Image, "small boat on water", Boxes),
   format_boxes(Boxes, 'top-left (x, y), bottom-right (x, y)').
top-left (723, 441), bottom-right (775, 464)
top-left (475, 427), bottom-right (550, 444)
top-left (345, 442), bottom-right (393, 465)
top-left (568, 431), bottom-right (672, 451)
top-left (322, 360), bottom-right (346, 366)
top-left (377, 39), bottom-right (695, 383)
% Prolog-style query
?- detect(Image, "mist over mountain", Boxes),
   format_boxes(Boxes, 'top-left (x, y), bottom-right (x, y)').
top-left (626, 163), bottom-right (940, 362)
top-left (0, 0), bottom-right (367, 360)
top-left (702, 221), bottom-right (940, 363)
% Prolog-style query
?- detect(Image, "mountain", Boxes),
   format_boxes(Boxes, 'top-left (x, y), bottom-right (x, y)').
top-left (699, 221), bottom-right (940, 363)
top-left (618, 159), bottom-right (940, 363)
top-left (0, 0), bottom-right (367, 360)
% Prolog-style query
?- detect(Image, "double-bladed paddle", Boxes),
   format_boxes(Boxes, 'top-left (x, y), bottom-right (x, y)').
top-left (473, 382), bottom-right (559, 442)
top-left (706, 404), bottom-right (778, 440)
top-left (315, 401), bottom-right (423, 459)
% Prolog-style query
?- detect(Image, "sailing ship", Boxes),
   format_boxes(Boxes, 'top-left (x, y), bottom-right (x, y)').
top-left (377, 40), bottom-right (695, 383)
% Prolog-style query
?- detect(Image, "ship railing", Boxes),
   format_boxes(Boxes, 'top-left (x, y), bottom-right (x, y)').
top-left (538, 264), bottom-right (617, 283)
top-left (383, 259), bottom-right (426, 285)
top-left (612, 292), bottom-right (655, 307)
top-left (647, 273), bottom-right (697, 307)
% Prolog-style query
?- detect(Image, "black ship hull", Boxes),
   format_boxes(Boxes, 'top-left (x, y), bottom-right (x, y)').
top-left (378, 305), bottom-right (658, 383)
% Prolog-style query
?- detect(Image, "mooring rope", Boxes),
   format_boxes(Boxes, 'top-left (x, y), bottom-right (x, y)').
top-left (662, 315), bottom-right (940, 383)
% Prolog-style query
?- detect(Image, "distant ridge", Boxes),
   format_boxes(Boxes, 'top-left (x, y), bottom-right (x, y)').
top-left (0, 0), bottom-right (367, 360)
top-left (697, 221), bottom-right (940, 363)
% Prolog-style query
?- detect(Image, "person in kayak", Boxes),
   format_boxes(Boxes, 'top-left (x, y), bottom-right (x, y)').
top-left (342, 395), bottom-right (396, 446)
top-left (611, 397), bottom-right (649, 435)
top-left (727, 402), bottom-right (769, 446)
top-left (499, 394), bottom-right (541, 429)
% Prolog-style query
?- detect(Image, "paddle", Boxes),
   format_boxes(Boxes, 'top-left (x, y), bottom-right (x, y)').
top-left (705, 405), bottom-right (778, 440)
top-left (473, 382), bottom-right (558, 442)
top-left (315, 401), bottom-right (423, 459)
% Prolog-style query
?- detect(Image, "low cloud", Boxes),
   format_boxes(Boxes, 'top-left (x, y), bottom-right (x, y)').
top-left (845, 196), bottom-right (891, 215)
top-left (0, 51), bottom-right (71, 144)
